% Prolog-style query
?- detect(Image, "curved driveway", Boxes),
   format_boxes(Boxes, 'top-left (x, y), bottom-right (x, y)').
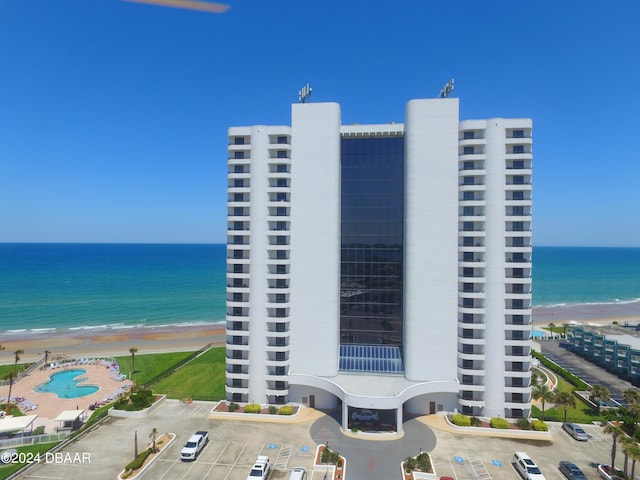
top-left (310, 413), bottom-right (436, 480)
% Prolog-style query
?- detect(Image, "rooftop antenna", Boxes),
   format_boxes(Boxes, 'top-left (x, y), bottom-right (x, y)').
top-left (299, 83), bottom-right (312, 103)
top-left (439, 78), bottom-right (455, 98)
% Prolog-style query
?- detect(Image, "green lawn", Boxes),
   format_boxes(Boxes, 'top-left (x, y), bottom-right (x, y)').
top-left (151, 347), bottom-right (226, 401)
top-left (0, 442), bottom-right (60, 480)
top-left (0, 363), bottom-right (29, 380)
top-left (114, 351), bottom-right (194, 386)
top-left (533, 368), bottom-right (604, 423)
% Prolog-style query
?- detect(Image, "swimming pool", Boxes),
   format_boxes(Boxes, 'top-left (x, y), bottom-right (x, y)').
top-left (532, 330), bottom-right (546, 339)
top-left (34, 369), bottom-right (99, 399)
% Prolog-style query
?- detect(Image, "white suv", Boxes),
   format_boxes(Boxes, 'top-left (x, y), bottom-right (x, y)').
top-left (513, 452), bottom-right (547, 480)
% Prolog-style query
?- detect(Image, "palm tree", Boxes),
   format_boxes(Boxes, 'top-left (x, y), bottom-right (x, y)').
top-left (622, 435), bottom-right (637, 478)
top-left (627, 440), bottom-right (640, 480)
top-left (43, 350), bottom-right (51, 369)
top-left (149, 427), bottom-right (158, 453)
top-left (533, 384), bottom-right (556, 421)
top-left (548, 322), bottom-right (556, 338)
top-left (5, 372), bottom-right (14, 415)
top-left (624, 388), bottom-right (640, 435)
top-left (589, 384), bottom-right (611, 411)
top-left (13, 349), bottom-right (24, 377)
top-left (554, 390), bottom-right (577, 422)
top-left (531, 370), bottom-right (541, 386)
top-left (605, 422), bottom-right (625, 469)
top-left (129, 347), bottom-right (138, 376)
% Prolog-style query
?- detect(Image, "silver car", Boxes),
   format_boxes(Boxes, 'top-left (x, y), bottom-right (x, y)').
top-left (562, 423), bottom-right (589, 441)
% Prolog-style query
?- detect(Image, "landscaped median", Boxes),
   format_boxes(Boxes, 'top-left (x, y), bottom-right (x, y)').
top-left (117, 432), bottom-right (176, 480)
top-left (210, 401), bottom-right (312, 422)
top-left (314, 444), bottom-right (346, 480)
top-left (420, 412), bottom-right (553, 440)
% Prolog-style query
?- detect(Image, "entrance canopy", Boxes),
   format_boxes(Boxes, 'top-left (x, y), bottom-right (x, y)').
top-left (0, 415), bottom-right (38, 434)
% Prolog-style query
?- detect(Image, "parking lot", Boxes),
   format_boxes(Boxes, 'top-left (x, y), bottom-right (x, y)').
top-left (539, 339), bottom-right (635, 403)
top-left (15, 399), bottom-right (620, 480)
top-left (431, 421), bottom-right (615, 480)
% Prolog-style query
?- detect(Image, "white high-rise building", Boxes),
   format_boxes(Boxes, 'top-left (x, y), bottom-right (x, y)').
top-left (225, 97), bottom-right (532, 432)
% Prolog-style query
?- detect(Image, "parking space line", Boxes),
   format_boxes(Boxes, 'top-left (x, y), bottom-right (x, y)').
top-left (221, 442), bottom-right (247, 480)
top-left (155, 455), bottom-right (181, 480)
top-left (549, 464), bottom-right (566, 480)
top-left (469, 457), bottom-right (492, 480)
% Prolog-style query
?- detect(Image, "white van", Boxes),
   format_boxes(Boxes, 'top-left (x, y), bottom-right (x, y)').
top-left (512, 452), bottom-right (547, 480)
top-left (289, 467), bottom-right (307, 480)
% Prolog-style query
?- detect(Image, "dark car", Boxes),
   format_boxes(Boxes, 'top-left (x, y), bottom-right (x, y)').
top-left (559, 461), bottom-right (587, 480)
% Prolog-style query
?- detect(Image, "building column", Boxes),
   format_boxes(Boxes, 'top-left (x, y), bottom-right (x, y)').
top-left (342, 401), bottom-right (349, 432)
top-left (396, 406), bottom-right (403, 435)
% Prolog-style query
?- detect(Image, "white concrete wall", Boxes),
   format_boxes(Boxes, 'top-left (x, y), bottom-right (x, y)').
top-left (288, 385), bottom-right (339, 409)
top-left (482, 119), bottom-right (508, 417)
top-left (247, 126), bottom-right (270, 403)
top-left (403, 98), bottom-right (460, 383)
top-left (288, 102), bottom-right (341, 378)
top-left (405, 392), bottom-right (458, 415)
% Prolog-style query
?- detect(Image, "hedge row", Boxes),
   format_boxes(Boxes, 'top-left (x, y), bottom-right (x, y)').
top-left (532, 351), bottom-right (589, 390)
top-left (126, 448), bottom-right (152, 470)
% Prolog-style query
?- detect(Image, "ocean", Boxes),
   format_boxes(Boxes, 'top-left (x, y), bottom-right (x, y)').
top-left (0, 244), bottom-right (639, 335)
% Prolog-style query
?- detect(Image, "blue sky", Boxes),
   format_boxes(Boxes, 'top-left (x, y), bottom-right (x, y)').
top-left (1, 0), bottom-right (639, 246)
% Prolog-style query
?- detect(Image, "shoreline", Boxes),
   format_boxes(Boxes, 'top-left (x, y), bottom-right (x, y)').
top-left (0, 323), bottom-right (226, 365)
top-left (0, 302), bottom-right (638, 366)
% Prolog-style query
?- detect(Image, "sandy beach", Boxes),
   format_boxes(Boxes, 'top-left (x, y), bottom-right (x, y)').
top-left (0, 323), bottom-right (226, 366)
top-left (0, 301), bottom-right (638, 367)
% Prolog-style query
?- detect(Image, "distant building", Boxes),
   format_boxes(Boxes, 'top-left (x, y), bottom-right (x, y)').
top-left (225, 97), bottom-right (533, 433)
top-left (569, 325), bottom-right (640, 383)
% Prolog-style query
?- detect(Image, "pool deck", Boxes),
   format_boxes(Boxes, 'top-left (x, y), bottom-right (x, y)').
top-left (7, 363), bottom-right (133, 428)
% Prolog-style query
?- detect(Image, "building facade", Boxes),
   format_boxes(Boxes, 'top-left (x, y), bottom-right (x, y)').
top-left (569, 326), bottom-right (640, 383)
top-left (225, 97), bottom-right (533, 430)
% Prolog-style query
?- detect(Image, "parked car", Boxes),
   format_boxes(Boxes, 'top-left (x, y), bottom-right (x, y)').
top-left (289, 467), bottom-right (308, 480)
top-left (559, 461), bottom-right (588, 480)
top-left (562, 423), bottom-right (589, 441)
top-left (180, 431), bottom-right (208, 461)
top-left (351, 409), bottom-right (379, 422)
top-left (512, 452), bottom-right (547, 480)
top-left (247, 455), bottom-right (270, 480)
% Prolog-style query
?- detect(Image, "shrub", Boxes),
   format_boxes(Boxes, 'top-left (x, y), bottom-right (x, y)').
top-left (516, 418), bottom-right (531, 430)
top-left (451, 413), bottom-right (472, 426)
top-left (268, 405), bottom-right (277, 414)
top-left (531, 419), bottom-right (548, 431)
top-left (490, 417), bottom-right (510, 429)
top-left (416, 452), bottom-right (432, 472)
top-left (125, 448), bottom-right (152, 470)
top-left (228, 402), bottom-right (239, 412)
top-left (471, 416), bottom-right (482, 426)
top-left (278, 405), bottom-right (294, 415)
top-left (244, 403), bottom-right (261, 414)
top-left (321, 445), bottom-right (340, 464)
top-left (404, 456), bottom-right (417, 473)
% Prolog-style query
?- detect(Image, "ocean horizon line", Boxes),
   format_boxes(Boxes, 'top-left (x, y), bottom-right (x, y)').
top-left (1, 242), bottom-right (640, 249)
